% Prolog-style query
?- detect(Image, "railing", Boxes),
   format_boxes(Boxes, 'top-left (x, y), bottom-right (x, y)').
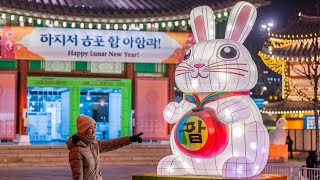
top-left (299, 166), bottom-right (320, 180)
top-left (263, 164), bottom-right (295, 179)
top-left (263, 164), bottom-right (320, 180)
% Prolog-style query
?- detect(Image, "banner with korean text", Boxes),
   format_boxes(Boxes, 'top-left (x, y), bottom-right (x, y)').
top-left (135, 77), bottom-right (169, 140)
top-left (0, 71), bottom-right (16, 139)
top-left (0, 26), bottom-right (194, 64)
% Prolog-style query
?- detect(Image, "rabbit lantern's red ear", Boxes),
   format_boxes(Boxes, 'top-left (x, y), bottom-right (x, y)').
top-left (225, 1), bottom-right (257, 44)
top-left (190, 6), bottom-right (215, 43)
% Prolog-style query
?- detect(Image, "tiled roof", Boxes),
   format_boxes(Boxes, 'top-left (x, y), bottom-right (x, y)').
top-left (262, 37), bottom-right (319, 58)
top-left (262, 99), bottom-right (314, 112)
top-left (0, 0), bottom-right (269, 18)
top-left (261, 0), bottom-right (320, 58)
top-left (261, 13), bottom-right (320, 58)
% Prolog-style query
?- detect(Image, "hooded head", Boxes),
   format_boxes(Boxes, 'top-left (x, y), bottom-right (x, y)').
top-left (76, 114), bottom-right (96, 134)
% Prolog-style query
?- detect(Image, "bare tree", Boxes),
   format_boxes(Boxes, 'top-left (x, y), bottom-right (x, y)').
top-left (289, 31), bottom-right (320, 161)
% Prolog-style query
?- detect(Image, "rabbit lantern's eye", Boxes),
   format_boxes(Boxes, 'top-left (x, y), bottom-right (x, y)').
top-left (219, 45), bottom-right (239, 60)
top-left (184, 49), bottom-right (192, 61)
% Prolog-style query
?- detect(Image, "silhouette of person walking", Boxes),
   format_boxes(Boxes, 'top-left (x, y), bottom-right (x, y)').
top-left (306, 151), bottom-right (317, 179)
top-left (286, 135), bottom-right (293, 159)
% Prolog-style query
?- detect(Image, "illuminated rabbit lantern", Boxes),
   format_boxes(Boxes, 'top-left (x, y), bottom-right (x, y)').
top-left (157, 1), bottom-right (270, 178)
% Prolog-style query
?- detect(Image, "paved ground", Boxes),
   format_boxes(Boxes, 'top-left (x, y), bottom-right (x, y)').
top-left (0, 160), bottom-right (307, 180)
top-left (0, 166), bottom-right (156, 180)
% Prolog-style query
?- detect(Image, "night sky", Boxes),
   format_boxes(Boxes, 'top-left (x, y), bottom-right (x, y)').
top-left (243, 0), bottom-right (317, 78)
top-left (254, 0), bottom-right (317, 33)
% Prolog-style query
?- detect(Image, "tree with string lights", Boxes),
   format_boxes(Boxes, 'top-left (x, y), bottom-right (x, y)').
top-left (290, 27), bottom-right (320, 161)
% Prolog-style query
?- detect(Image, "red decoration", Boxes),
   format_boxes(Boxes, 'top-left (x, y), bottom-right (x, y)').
top-left (174, 107), bottom-right (229, 158)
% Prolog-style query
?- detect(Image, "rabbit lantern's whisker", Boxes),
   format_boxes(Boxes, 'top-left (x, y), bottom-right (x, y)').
top-left (207, 63), bottom-right (247, 68)
top-left (205, 67), bottom-right (248, 72)
top-left (204, 70), bottom-right (245, 76)
top-left (178, 66), bottom-right (194, 70)
top-left (175, 72), bottom-right (193, 76)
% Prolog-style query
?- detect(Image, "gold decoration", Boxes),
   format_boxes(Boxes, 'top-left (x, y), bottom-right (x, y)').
top-left (287, 77), bottom-right (314, 101)
top-left (283, 62), bottom-right (290, 99)
top-left (268, 38), bottom-right (291, 48)
top-left (258, 51), bottom-right (284, 74)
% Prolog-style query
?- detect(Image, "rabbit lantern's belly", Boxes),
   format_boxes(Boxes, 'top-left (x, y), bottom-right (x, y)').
top-left (174, 107), bottom-right (229, 158)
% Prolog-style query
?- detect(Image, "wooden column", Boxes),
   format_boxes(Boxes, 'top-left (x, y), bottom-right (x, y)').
top-left (125, 63), bottom-right (135, 109)
top-left (125, 63), bottom-right (135, 134)
top-left (166, 64), bottom-right (176, 102)
top-left (166, 64), bottom-right (176, 133)
top-left (18, 60), bottom-right (28, 136)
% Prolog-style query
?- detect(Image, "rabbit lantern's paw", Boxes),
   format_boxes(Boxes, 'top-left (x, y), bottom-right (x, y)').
top-left (222, 157), bottom-right (259, 178)
top-left (157, 155), bottom-right (195, 176)
top-left (163, 102), bottom-right (182, 124)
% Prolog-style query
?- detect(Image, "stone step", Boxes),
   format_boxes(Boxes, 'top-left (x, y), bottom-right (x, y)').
top-left (0, 144), bottom-right (171, 167)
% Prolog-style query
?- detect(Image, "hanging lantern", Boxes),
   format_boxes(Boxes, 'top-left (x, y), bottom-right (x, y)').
top-left (80, 22), bottom-right (84, 28)
top-left (1, 13), bottom-right (6, 19)
top-left (45, 19), bottom-right (50, 25)
top-left (37, 19), bottom-right (42, 24)
top-left (71, 22), bottom-right (76, 28)
top-left (161, 22), bottom-right (166, 28)
top-left (97, 23), bottom-right (101, 29)
top-left (181, 20), bottom-right (186, 26)
top-left (139, 23), bottom-right (143, 29)
top-left (154, 22), bottom-right (159, 28)
top-left (114, 24), bottom-right (118, 30)
top-left (54, 20), bottom-right (59, 27)
top-left (19, 16), bottom-right (24, 22)
top-left (28, 17), bottom-right (33, 23)
top-left (130, 23), bottom-right (135, 29)
top-left (62, 21), bottom-right (67, 27)
top-left (10, 15), bottom-right (15, 21)
top-left (106, 24), bottom-right (110, 29)
top-left (174, 20), bottom-right (179, 26)
top-left (168, 21), bottom-right (172, 27)
top-left (147, 23), bottom-right (151, 29)
top-left (123, 24), bottom-right (127, 30)
top-left (88, 23), bottom-right (93, 29)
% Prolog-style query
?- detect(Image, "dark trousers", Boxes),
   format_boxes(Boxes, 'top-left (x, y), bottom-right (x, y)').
top-left (289, 149), bottom-right (293, 159)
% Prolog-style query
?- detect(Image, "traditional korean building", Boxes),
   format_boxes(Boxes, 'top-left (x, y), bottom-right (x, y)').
top-left (259, 7), bottom-right (320, 132)
top-left (0, 0), bottom-right (269, 144)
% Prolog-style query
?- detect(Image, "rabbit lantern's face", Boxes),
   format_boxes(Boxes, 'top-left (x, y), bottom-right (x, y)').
top-left (176, 40), bottom-right (257, 92)
top-left (175, 4), bottom-right (258, 93)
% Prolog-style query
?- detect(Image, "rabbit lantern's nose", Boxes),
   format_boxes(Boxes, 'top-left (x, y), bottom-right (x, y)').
top-left (194, 64), bottom-right (205, 68)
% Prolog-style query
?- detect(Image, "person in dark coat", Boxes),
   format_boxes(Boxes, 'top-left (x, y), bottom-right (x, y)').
top-left (306, 151), bottom-right (317, 179)
top-left (66, 114), bottom-right (143, 180)
top-left (285, 135), bottom-right (293, 159)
